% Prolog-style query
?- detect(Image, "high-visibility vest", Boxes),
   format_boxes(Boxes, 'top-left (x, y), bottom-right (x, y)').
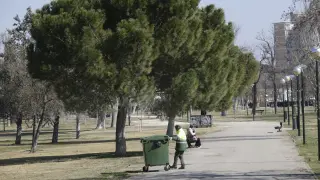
top-left (177, 129), bottom-right (187, 140)
top-left (175, 129), bottom-right (187, 151)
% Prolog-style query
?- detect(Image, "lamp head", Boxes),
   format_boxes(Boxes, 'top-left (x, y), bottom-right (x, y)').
top-left (285, 75), bottom-right (291, 81)
top-left (310, 47), bottom-right (320, 60)
top-left (293, 64), bottom-right (307, 76)
top-left (293, 66), bottom-right (302, 76)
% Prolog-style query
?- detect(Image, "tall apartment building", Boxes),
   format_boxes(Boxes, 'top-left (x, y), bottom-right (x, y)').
top-left (273, 22), bottom-right (294, 72)
top-left (273, 13), bottom-right (300, 73)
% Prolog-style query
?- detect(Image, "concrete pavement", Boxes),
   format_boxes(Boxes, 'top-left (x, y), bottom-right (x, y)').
top-left (128, 121), bottom-right (316, 180)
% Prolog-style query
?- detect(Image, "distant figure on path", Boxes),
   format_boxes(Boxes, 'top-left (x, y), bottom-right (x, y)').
top-left (187, 125), bottom-right (202, 148)
top-left (169, 125), bottom-right (187, 169)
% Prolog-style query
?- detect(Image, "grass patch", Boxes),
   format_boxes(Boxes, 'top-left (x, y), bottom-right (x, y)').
top-left (0, 117), bottom-right (220, 180)
top-left (286, 112), bottom-right (320, 179)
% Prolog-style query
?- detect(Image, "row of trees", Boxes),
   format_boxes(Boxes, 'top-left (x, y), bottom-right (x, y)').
top-left (255, 0), bottom-right (320, 113)
top-left (1, 0), bottom-right (259, 156)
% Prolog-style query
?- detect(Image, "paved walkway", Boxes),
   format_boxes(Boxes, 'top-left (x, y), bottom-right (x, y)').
top-left (128, 121), bottom-right (316, 180)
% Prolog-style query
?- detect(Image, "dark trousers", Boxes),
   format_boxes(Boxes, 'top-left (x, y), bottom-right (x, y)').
top-left (187, 138), bottom-right (201, 147)
top-left (173, 150), bottom-right (185, 167)
top-left (195, 138), bottom-right (201, 147)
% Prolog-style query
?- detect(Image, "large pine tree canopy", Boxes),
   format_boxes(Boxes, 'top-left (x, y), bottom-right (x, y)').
top-left (27, 0), bottom-right (260, 155)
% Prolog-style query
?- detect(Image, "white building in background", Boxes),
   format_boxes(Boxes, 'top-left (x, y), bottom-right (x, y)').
top-left (273, 13), bottom-right (301, 73)
top-left (273, 22), bottom-right (294, 71)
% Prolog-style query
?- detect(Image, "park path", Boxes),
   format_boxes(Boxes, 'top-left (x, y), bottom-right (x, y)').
top-left (128, 121), bottom-right (316, 180)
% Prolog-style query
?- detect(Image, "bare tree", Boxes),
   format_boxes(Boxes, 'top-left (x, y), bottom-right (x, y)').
top-left (256, 30), bottom-right (278, 114)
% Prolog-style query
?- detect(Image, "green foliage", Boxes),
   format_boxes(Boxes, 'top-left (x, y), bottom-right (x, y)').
top-left (215, 50), bottom-right (260, 112)
top-left (28, 0), bottom-right (114, 113)
top-left (26, 0), bottom-right (260, 149)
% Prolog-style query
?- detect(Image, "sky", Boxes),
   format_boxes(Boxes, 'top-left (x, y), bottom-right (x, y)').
top-left (0, 0), bottom-right (295, 58)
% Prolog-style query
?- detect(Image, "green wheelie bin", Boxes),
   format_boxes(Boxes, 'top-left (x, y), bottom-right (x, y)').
top-left (140, 135), bottom-right (170, 172)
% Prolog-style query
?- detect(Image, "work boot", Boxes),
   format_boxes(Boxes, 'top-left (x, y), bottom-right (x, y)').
top-left (170, 165), bottom-right (177, 169)
top-left (179, 165), bottom-right (185, 169)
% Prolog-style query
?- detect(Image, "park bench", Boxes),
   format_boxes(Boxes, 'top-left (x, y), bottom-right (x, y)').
top-left (254, 109), bottom-right (264, 115)
top-left (274, 122), bottom-right (283, 132)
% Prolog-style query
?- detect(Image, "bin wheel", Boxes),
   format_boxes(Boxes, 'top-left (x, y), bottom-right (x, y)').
top-left (164, 164), bottom-right (170, 171)
top-left (143, 166), bottom-right (149, 172)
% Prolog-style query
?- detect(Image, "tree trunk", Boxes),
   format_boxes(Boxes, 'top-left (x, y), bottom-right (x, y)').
top-left (32, 115), bottom-right (36, 146)
top-left (166, 115), bottom-right (175, 136)
top-left (200, 110), bottom-right (207, 115)
top-left (115, 97), bottom-right (128, 157)
top-left (7, 115), bottom-right (11, 127)
top-left (252, 83), bottom-right (257, 121)
top-left (111, 100), bottom-right (118, 128)
top-left (15, 113), bottom-right (22, 145)
top-left (273, 75), bottom-right (277, 114)
top-left (111, 111), bottom-right (116, 128)
top-left (52, 116), bottom-right (60, 143)
top-left (31, 110), bottom-right (46, 153)
top-left (96, 111), bottom-right (106, 129)
top-left (132, 103), bottom-right (137, 115)
top-left (3, 117), bottom-right (5, 131)
top-left (76, 114), bottom-right (80, 139)
top-left (128, 113), bottom-right (131, 126)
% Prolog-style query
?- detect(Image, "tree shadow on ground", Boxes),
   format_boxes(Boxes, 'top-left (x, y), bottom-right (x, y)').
top-left (0, 151), bottom-right (143, 166)
top-left (69, 172), bottom-right (131, 180)
top-left (0, 129), bottom-right (95, 137)
top-left (126, 170), bottom-right (318, 180)
top-left (37, 137), bottom-right (141, 145)
top-left (201, 136), bottom-right (281, 142)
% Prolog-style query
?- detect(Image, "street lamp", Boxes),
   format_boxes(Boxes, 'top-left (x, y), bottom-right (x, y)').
top-left (294, 64), bottom-right (307, 144)
top-left (310, 47), bottom-right (320, 160)
top-left (285, 75), bottom-right (295, 127)
top-left (281, 78), bottom-right (286, 123)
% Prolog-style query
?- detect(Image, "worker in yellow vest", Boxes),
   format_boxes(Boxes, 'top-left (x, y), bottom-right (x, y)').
top-left (169, 125), bottom-right (187, 169)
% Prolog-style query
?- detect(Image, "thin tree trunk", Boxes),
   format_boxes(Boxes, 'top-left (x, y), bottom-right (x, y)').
top-left (15, 113), bottom-right (22, 145)
top-left (200, 110), bottom-right (207, 115)
top-left (31, 108), bottom-right (46, 153)
top-left (111, 100), bottom-right (118, 128)
top-left (273, 75), bottom-right (278, 114)
top-left (7, 114), bottom-right (10, 127)
top-left (96, 111), bottom-right (106, 129)
top-left (132, 103), bottom-right (137, 115)
top-left (111, 110), bottom-right (116, 128)
top-left (127, 102), bottom-right (132, 126)
top-left (128, 113), bottom-right (131, 126)
top-left (115, 97), bottom-right (128, 157)
top-left (253, 83), bottom-right (257, 121)
top-left (166, 115), bottom-right (175, 136)
top-left (3, 117), bottom-right (5, 131)
top-left (52, 115), bottom-right (60, 143)
top-left (32, 115), bottom-right (36, 146)
top-left (76, 114), bottom-right (80, 139)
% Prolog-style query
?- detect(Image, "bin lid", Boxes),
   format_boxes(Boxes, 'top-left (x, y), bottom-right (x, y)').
top-left (140, 135), bottom-right (169, 141)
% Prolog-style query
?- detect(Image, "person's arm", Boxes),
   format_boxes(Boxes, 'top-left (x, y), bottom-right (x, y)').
top-left (189, 128), bottom-right (195, 136)
top-left (172, 135), bottom-right (179, 141)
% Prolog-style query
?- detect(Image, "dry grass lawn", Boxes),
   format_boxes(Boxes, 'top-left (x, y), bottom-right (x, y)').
top-left (0, 118), bottom-right (219, 180)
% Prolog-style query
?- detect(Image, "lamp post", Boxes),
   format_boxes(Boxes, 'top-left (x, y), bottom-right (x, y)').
top-left (286, 75), bottom-right (297, 129)
top-left (286, 75), bottom-right (294, 126)
top-left (265, 80), bottom-right (267, 115)
top-left (281, 78), bottom-right (286, 123)
top-left (290, 77), bottom-right (294, 127)
top-left (294, 72), bottom-right (301, 136)
top-left (294, 65), bottom-right (307, 144)
top-left (310, 47), bottom-right (320, 160)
